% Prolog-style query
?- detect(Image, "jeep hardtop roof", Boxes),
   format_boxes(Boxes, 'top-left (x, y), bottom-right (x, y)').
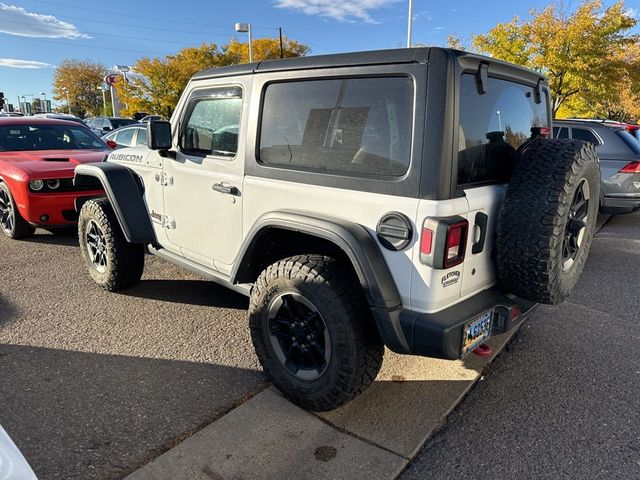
top-left (192, 47), bottom-right (545, 83)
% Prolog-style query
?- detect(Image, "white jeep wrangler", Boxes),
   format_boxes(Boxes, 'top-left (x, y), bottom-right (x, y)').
top-left (74, 48), bottom-right (599, 411)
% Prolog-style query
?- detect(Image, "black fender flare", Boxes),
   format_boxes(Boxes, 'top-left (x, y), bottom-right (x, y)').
top-left (231, 211), bottom-right (410, 353)
top-left (74, 162), bottom-right (156, 245)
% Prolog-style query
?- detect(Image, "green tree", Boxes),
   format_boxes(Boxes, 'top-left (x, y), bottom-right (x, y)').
top-left (468, 1), bottom-right (638, 118)
top-left (52, 59), bottom-right (107, 118)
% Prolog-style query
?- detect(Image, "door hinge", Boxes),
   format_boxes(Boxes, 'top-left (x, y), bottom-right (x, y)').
top-left (155, 172), bottom-right (174, 186)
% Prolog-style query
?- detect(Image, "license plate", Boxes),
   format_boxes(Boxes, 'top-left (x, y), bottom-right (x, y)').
top-left (461, 310), bottom-right (493, 356)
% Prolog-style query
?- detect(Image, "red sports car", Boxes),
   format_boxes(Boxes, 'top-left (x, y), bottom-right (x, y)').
top-left (0, 117), bottom-right (107, 239)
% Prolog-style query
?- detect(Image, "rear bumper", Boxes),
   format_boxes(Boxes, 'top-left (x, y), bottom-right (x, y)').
top-left (372, 288), bottom-right (536, 360)
top-left (600, 195), bottom-right (640, 215)
top-left (18, 190), bottom-right (104, 226)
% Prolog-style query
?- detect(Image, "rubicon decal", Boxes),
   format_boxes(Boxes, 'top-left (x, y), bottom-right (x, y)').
top-left (108, 153), bottom-right (144, 163)
top-left (441, 271), bottom-right (461, 287)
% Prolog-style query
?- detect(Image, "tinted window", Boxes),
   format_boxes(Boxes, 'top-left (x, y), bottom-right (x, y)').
top-left (554, 127), bottom-right (569, 139)
top-left (181, 88), bottom-right (242, 157)
top-left (111, 118), bottom-right (137, 129)
top-left (84, 118), bottom-right (95, 128)
top-left (617, 130), bottom-right (640, 154)
top-left (0, 124), bottom-right (106, 151)
top-left (572, 128), bottom-right (599, 144)
top-left (136, 127), bottom-right (147, 146)
top-left (115, 128), bottom-right (135, 146)
top-left (259, 77), bottom-right (413, 177)
top-left (457, 74), bottom-right (550, 185)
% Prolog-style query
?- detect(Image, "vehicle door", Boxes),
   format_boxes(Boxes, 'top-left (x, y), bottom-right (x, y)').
top-left (456, 73), bottom-right (551, 298)
top-left (162, 80), bottom-right (249, 271)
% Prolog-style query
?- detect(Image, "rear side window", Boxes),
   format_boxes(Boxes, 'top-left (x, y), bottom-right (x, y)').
top-left (115, 128), bottom-right (135, 146)
top-left (259, 77), bottom-right (414, 177)
top-left (136, 128), bottom-right (147, 146)
top-left (554, 127), bottom-right (569, 139)
top-left (571, 128), bottom-right (599, 144)
top-left (180, 87), bottom-right (242, 157)
top-left (457, 74), bottom-right (550, 186)
top-left (617, 130), bottom-right (640, 154)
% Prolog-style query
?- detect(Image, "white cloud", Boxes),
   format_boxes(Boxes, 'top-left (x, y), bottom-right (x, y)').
top-left (0, 3), bottom-right (89, 39)
top-left (0, 58), bottom-right (51, 69)
top-left (273, 0), bottom-right (400, 23)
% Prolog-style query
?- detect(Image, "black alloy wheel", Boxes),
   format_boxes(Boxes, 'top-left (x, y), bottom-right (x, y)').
top-left (562, 179), bottom-right (590, 271)
top-left (267, 292), bottom-right (331, 381)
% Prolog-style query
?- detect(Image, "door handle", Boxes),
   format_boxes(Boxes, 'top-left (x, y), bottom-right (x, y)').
top-left (212, 183), bottom-right (239, 196)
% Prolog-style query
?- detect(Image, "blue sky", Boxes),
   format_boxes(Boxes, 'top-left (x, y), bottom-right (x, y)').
top-left (1, 0), bottom-right (639, 109)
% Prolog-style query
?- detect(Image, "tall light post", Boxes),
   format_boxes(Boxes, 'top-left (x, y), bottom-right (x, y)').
top-left (407, 0), bottom-right (414, 48)
top-left (97, 85), bottom-right (107, 115)
top-left (62, 88), bottom-right (71, 114)
top-left (235, 22), bottom-right (253, 63)
top-left (496, 110), bottom-right (503, 131)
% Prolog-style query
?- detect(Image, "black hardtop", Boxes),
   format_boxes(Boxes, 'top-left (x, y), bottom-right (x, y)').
top-left (192, 47), bottom-right (546, 85)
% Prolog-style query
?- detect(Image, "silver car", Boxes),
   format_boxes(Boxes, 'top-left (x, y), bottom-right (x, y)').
top-left (554, 119), bottom-right (640, 214)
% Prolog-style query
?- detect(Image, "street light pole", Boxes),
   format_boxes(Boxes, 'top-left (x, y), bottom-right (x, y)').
top-left (234, 23), bottom-right (253, 63)
top-left (40, 92), bottom-right (47, 112)
top-left (63, 88), bottom-right (71, 114)
top-left (407, 0), bottom-right (414, 48)
top-left (98, 86), bottom-right (107, 116)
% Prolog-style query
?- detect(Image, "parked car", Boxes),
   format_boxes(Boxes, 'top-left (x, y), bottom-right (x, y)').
top-left (102, 124), bottom-right (147, 149)
top-left (0, 118), bottom-right (106, 239)
top-left (75, 47), bottom-right (598, 411)
top-left (84, 116), bottom-right (137, 136)
top-left (33, 113), bottom-right (84, 124)
top-left (554, 119), bottom-right (640, 214)
top-left (139, 115), bottom-right (167, 123)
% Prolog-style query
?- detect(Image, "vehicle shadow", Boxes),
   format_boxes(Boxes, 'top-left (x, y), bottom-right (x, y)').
top-left (120, 279), bottom-right (249, 309)
top-left (0, 344), bottom-right (266, 480)
top-left (20, 228), bottom-right (79, 247)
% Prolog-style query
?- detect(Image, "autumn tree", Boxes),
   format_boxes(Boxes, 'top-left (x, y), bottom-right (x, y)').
top-left (459, 1), bottom-right (638, 119)
top-left (52, 60), bottom-right (107, 117)
top-left (117, 37), bottom-right (309, 117)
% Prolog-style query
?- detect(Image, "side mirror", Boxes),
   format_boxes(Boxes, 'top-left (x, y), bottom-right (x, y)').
top-left (105, 139), bottom-right (118, 149)
top-left (102, 126), bottom-right (111, 132)
top-left (148, 120), bottom-right (172, 150)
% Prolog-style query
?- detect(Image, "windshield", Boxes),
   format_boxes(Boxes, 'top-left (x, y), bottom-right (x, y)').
top-left (111, 119), bottom-right (137, 129)
top-left (0, 124), bottom-right (106, 151)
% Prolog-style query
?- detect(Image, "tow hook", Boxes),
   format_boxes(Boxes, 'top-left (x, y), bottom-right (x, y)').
top-left (473, 343), bottom-right (492, 357)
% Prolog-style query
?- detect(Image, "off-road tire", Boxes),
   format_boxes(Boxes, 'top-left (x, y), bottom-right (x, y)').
top-left (497, 139), bottom-right (600, 304)
top-left (249, 255), bottom-right (384, 411)
top-left (78, 199), bottom-right (144, 291)
top-left (0, 182), bottom-right (35, 239)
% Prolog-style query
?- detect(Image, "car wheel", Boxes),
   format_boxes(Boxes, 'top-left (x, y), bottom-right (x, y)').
top-left (497, 139), bottom-right (600, 304)
top-left (249, 254), bottom-right (384, 411)
top-left (78, 199), bottom-right (144, 291)
top-left (0, 182), bottom-right (35, 240)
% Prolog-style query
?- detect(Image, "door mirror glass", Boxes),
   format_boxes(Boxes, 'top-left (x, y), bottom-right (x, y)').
top-left (148, 120), bottom-right (172, 150)
top-left (102, 126), bottom-right (111, 132)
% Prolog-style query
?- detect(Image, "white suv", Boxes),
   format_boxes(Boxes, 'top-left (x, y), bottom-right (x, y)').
top-left (74, 48), bottom-right (600, 410)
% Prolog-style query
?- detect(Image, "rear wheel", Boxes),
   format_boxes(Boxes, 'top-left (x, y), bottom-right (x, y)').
top-left (249, 255), bottom-right (384, 411)
top-left (497, 139), bottom-right (600, 304)
top-left (0, 182), bottom-right (35, 240)
top-left (78, 199), bottom-right (144, 291)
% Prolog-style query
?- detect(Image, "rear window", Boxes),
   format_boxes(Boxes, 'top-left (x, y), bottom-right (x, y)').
top-left (111, 119), bottom-right (137, 129)
top-left (457, 74), bottom-right (550, 186)
top-left (617, 129), bottom-right (640, 155)
top-left (259, 77), bottom-right (414, 177)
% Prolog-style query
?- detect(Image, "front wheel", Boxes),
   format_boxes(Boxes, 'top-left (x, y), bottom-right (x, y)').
top-left (0, 182), bottom-right (35, 240)
top-left (78, 199), bottom-right (144, 291)
top-left (249, 255), bottom-right (384, 411)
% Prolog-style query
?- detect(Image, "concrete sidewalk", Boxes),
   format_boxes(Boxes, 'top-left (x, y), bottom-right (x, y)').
top-left (125, 331), bottom-right (518, 480)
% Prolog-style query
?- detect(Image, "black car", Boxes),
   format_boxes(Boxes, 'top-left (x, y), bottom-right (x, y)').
top-left (554, 119), bottom-right (640, 214)
top-left (84, 116), bottom-right (138, 136)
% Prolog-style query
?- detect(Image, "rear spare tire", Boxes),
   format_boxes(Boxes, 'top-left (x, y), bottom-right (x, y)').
top-left (497, 139), bottom-right (600, 304)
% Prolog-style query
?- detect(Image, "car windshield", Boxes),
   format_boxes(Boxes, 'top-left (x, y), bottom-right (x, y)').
top-left (110, 119), bottom-right (137, 129)
top-left (0, 124), bottom-right (106, 151)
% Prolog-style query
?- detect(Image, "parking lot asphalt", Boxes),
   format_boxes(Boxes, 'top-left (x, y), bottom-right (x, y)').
top-left (0, 230), bottom-right (265, 479)
top-left (401, 213), bottom-right (640, 480)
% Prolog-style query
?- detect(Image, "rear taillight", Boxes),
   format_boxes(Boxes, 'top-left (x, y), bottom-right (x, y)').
top-left (444, 220), bottom-right (468, 268)
top-left (420, 216), bottom-right (469, 269)
top-left (620, 161), bottom-right (640, 174)
top-left (420, 227), bottom-right (433, 255)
